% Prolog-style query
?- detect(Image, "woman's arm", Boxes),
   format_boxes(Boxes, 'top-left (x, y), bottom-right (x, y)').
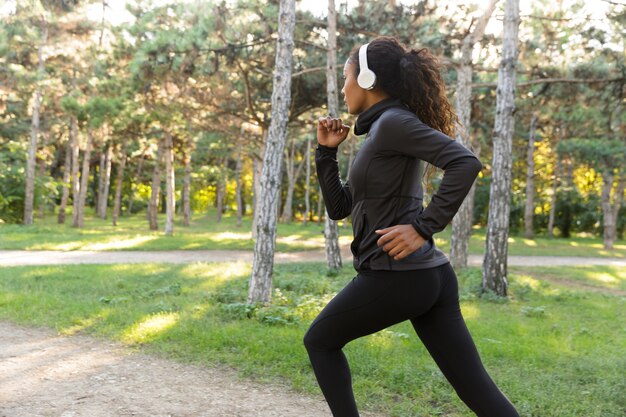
top-left (379, 113), bottom-right (483, 240)
top-left (315, 144), bottom-right (353, 221)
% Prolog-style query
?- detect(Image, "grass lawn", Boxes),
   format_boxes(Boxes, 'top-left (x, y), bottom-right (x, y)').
top-left (1, 207), bottom-right (625, 258)
top-left (1, 261), bottom-right (624, 417)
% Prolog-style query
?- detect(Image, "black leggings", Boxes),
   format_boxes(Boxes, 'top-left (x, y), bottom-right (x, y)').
top-left (303, 262), bottom-right (520, 417)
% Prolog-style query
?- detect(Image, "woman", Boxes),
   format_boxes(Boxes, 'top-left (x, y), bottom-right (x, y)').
top-left (303, 36), bottom-right (520, 417)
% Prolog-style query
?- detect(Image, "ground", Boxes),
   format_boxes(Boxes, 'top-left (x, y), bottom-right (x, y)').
top-left (0, 321), bottom-right (385, 417)
top-left (1, 250), bottom-right (624, 416)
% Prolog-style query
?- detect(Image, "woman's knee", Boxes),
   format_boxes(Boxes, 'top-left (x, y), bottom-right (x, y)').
top-left (303, 319), bottom-right (339, 352)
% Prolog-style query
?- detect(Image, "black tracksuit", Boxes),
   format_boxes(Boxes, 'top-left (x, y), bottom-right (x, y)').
top-left (304, 98), bottom-right (520, 417)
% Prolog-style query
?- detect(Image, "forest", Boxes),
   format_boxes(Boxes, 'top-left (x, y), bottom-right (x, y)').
top-left (0, 0), bottom-right (624, 249)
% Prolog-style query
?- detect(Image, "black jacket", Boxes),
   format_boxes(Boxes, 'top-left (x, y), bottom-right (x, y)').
top-left (315, 97), bottom-right (482, 271)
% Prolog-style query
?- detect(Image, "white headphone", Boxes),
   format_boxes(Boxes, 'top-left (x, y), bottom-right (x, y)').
top-left (357, 43), bottom-right (377, 90)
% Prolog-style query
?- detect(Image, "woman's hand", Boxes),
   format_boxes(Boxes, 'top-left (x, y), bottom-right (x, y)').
top-left (317, 116), bottom-right (350, 148)
top-left (375, 225), bottom-right (426, 261)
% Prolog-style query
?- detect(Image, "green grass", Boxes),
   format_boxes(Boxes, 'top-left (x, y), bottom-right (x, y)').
top-left (1, 262), bottom-right (624, 417)
top-left (1, 207), bottom-right (625, 258)
top-left (0, 208), bottom-right (346, 252)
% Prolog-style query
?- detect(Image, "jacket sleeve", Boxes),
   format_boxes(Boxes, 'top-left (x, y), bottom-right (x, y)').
top-left (379, 114), bottom-right (483, 240)
top-left (315, 143), bottom-right (352, 220)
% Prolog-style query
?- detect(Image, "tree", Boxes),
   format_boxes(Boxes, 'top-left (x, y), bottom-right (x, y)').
top-left (248, 0), bottom-right (296, 304)
top-left (23, 17), bottom-right (47, 225)
top-left (323, 0), bottom-right (343, 270)
top-left (163, 131), bottom-right (175, 235)
top-left (450, 0), bottom-right (498, 268)
top-left (482, 0), bottom-right (520, 297)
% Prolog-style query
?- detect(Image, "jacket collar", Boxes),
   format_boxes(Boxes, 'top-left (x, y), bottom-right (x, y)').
top-left (354, 97), bottom-right (408, 136)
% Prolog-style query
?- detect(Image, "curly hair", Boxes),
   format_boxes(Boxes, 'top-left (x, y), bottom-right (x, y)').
top-left (348, 36), bottom-right (460, 189)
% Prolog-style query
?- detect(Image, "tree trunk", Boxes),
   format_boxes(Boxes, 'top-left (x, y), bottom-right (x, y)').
top-left (524, 113), bottom-right (538, 238)
top-left (251, 136), bottom-right (265, 238)
top-left (70, 117), bottom-right (81, 226)
top-left (216, 156), bottom-right (227, 223)
top-left (547, 156), bottom-right (561, 237)
top-left (74, 129), bottom-right (93, 228)
top-left (98, 141), bottom-right (112, 219)
top-left (24, 25), bottom-right (47, 225)
top-left (148, 139), bottom-right (163, 231)
top-left (164, 132), bottom-right (175, 235)
top-left (37, 132), bottom-right (51, 219)
top-left (317, 186), bottom-right (323, 225)
top-left (450, 0), bottom-right (497, 269)
top-left (235, 138), bottom-right (244, 227)
top-left (482, 0), bottom-right (519, 297)
top-left (303, 137), bottom-right (311, 226)
top-left (248, 0), bottom-right (296, 304)
top-left (58, 138), bottom-right (72, 224)
top-left (281, 138), bottom-right (305, 224)
top-left (112, 139), bottom-right (127, 226)
top-left (127, 144), bottom-right (147, 215)
top-left (322, 0), bottom-right (342, 270)
top-left (600, 170), bottom-right (616, 249)
top-left (97, 147), bottom-right (106, 217)
top-left (182, 148), bottom-right (192, 226)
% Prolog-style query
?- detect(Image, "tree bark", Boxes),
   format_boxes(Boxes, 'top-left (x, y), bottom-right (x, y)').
top-left (74, 129), bottom-right (93, 228)
top-left (70, 116), bottom-right (81, 226)
top-left (97, 146), bottom-right (106, 217)
top-left (98, 141), bottom-right (112, 219)
top-left (547, 155), bottom-right (561, 237)
top-left (235, 136), bottom-right (244, 227)
top-left (58, 137), bottom-right (72, 224)
top-left (112, 139), bottom-right (127, 226)
top-left (317, 186), bottom-right (323, 225)
top-left (281, 138), bottom-right (305, 224)
top-left (24, 24), bottom-right (47, 225)
top-left (524, 113), bottom-right (538, 238)
top-left (127, 144), bottom-right (148, 215)
top-left (482, 0), bottom-right (519, 297)
top-left (600, 170), bottom-right (616, 249)
top-left (216, 156), bottom-right (227, 223)
top-left (303, 137), bottom-right (311, 226)
top-left (248, 0), bottom-right (296, 304)
top-left (251, 134), bottom-right (265, 238)
top-left (37, 132), bottom-right (51, 219)
top-left (450, 0), bottom-right (497, 269)
top-left (164, 132), bottom-right (175, 235)
top-left (148, 139), bottom-right (163, 231)
top-left (182, 148), bottom-right (192, 227)
top-left (323, 0), bottom-right (343, 270)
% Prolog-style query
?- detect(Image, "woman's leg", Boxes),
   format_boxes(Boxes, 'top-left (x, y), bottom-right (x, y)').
top-left (410, 262), bottom-right (520, 417)
top-left (303, 268), bottom-right (442, 417)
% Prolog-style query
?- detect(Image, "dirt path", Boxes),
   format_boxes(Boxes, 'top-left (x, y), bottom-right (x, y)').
top-left (0, 321), bottom-right (385, 417)
top-left (0, 249), bottom-right (624, 267)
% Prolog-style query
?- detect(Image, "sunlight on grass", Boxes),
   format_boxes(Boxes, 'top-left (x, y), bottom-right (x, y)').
top-left (587, 272), bottom-right (619, 286)
top-left (211, 231), bottom-right (252, 241)
top-left (82, 235), bottom-right (159, 250)
top-left (460, 303), bottom-right (480, 320)
top-left (61, 312), bottom-right (110, 336)
top-left (515, 273), bottom-right (542, 290)
top-left (569, 241), bottom-right (579, 247)
top-left (523, 239), bottom-right (537, 247)
top-left (122, 311), bottom-right (180, 344)
top-left (32, 241), bottom-right (84, 250)
top-left (181, 261), bottom-right (251, 290)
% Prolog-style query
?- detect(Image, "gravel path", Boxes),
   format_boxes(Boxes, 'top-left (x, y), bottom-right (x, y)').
top-left (0, 321), bottom-right (385, 417)
top-left (0, 249), bottom-right (624, 267)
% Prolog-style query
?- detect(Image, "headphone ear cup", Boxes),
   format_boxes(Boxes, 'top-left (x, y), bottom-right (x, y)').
top-left (357, 69), bottom-right (377, 90)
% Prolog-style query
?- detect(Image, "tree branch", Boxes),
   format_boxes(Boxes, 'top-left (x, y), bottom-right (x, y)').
top-left (473, 77), bottom-right (625, 88)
